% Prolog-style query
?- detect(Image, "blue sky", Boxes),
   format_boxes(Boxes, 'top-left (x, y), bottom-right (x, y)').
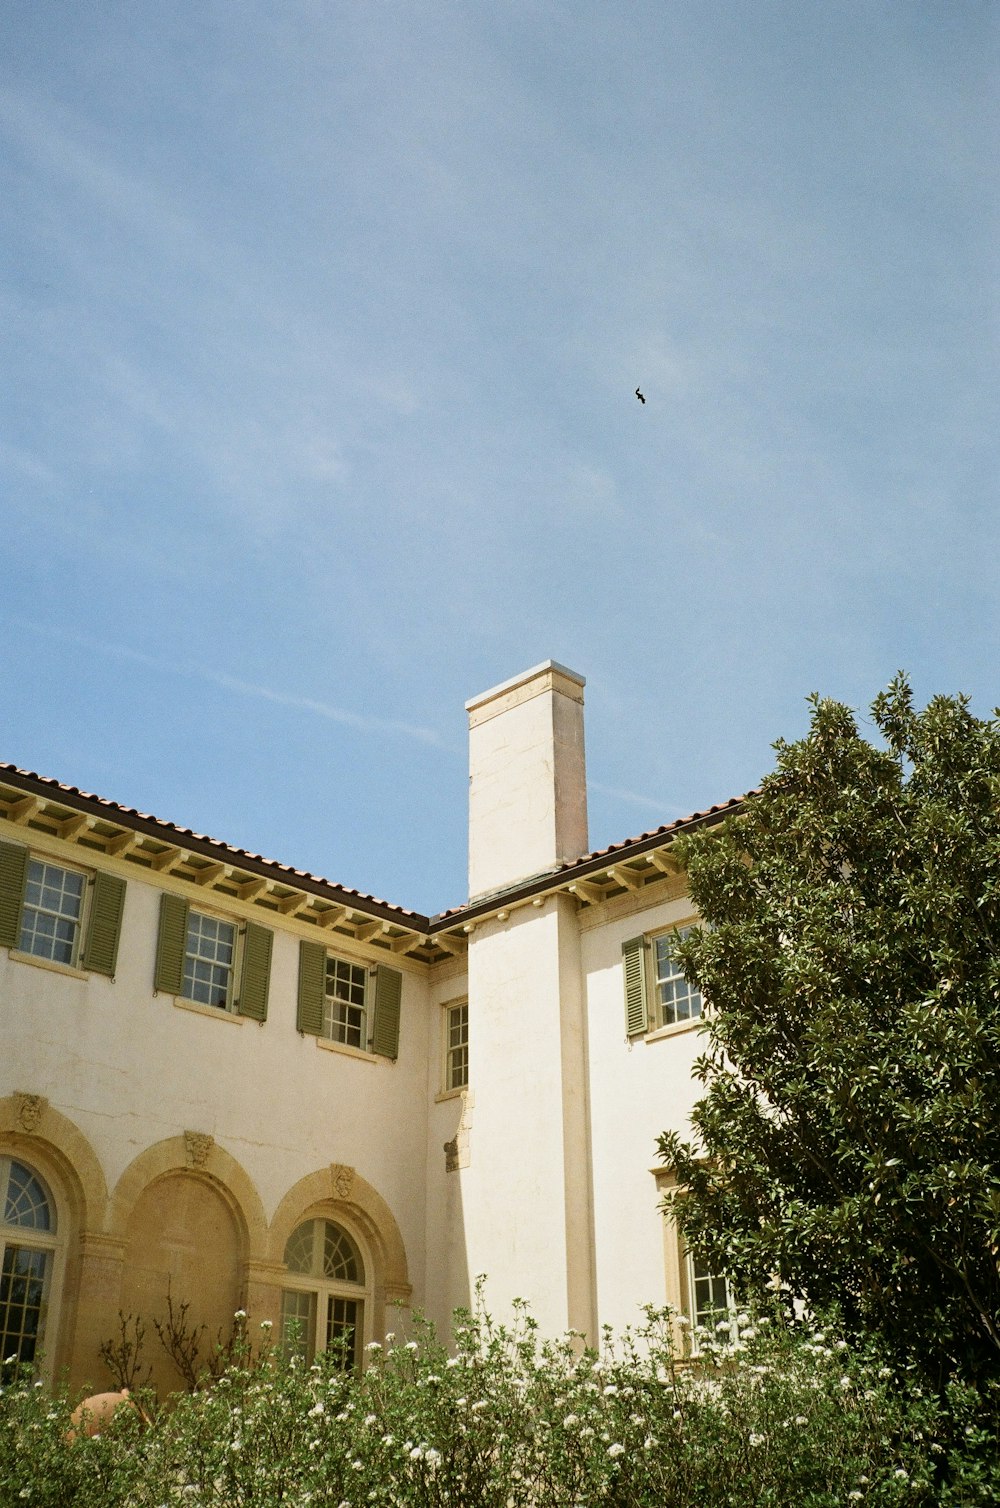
top-left (2, 2), bottom-right (997, 913)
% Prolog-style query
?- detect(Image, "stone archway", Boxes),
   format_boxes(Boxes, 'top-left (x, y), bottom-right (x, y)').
top-left (108, 1135), bottom-right (267, 1394)
top-left (267, 1164), bottom-right (411, 1343)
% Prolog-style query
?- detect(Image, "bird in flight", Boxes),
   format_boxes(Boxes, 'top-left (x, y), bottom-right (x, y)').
top-left (635, 387), bottom-right (645, 404)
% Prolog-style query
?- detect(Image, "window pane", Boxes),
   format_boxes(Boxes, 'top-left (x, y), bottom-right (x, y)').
top-left (691, 1254), bottom-right (732, 1329)
top-left (323, 957), bottom-right (368, 1046)
top-left (654, 930), bottom-right (702, 1026)
top-left (446, 1003), bottom-right (469, 1090)
top-left (280, 1289), bottom-right (316, 1362)
top-left (0, 1245), bottom-right (48, 1373)
top-left (322, 997), bottom-right (366, 1048)
top-left (326, 957), bottom-right (367, 1006)
top-left (3, 1163), bottom-right (52, 1232)
top-left (321, 1223), bottom-right (362, 1283)
top-left (326, 1296), bottom-right (360, 1372)
top-left (284, 1222), bottom-right (315, 1275)
top-left (183, 913), bottom-right (235, 1007)
top-left (18, 860), bottom-right (84, 965)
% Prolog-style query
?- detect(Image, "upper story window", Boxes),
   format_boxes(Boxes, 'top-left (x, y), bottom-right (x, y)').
top-left (155, 893), bottom-right (272, 1021)
top-left (652, 928), bottom-right (702, 1027)
top-left (0, 841), bottom-right (126, 978)
top-left (0, 1157), bottom-right (58, 1378)
top-left (444, 1001), bottom-right (469, 1091)
top-left (19, 859), bottom-right (86, 966)
top-left (324, 956), bottom-right (368, 1049)
top-left (296, 941), bottom-right (402, 1060)
top-left (622, 923), bottom-right (702, 1037)
top-left (183, 911), bottom-right (237, 1009)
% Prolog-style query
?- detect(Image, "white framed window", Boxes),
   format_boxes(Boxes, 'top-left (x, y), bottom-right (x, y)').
top-left (689, 1252), bottom-right (735, 1329)
top-left (296, 943), bottom-right (401, 1059)
top-left (684, 1249), bottom-right (742, 1354)
top-left (18, 859), bottom-right (87, 967)
top-left (652, 926), bottom-right (702, 1028)
top-left (444, 1001), bottom-right (469, 1091)
top-left (281, 1218), bottom-right (369, 1371)
top-left (1, 843), bottom-right (126, 979)
top-left (623, 923), bottom-right (703, 1037)
top-left (323, 956), bottom-right (369, 1049)
top-left (0, 1158), bottom-right (58, 1378)
top-left (183, 910), bottom-right (237, 1009)
top-left (155, 893), bottom-right (272, 1022)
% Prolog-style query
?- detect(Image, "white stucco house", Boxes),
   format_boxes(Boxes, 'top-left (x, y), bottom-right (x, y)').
top-left (0, 662), bottom-right (742, 1391)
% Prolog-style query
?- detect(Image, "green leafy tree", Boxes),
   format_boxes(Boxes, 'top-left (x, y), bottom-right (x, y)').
top-left (659, 676), bottom-right (1000, 1386)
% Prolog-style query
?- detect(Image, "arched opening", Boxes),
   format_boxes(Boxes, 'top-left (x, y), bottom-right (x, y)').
top-left (121, 1171), bottom-right (244, 1394)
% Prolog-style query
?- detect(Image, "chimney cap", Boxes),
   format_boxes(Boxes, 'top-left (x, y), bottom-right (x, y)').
top-left (465, 660), bottom-right (586, 715)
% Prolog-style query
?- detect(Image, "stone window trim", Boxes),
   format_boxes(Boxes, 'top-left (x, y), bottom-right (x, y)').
top-left (315, 1036), bottom-right (379, 1064)
top-left (653, 1166), bottom-right (740, 1354)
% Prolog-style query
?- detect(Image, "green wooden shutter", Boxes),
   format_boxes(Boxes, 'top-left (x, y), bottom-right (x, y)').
top-left (622, 935), bottom-right (649, 1037)
top-left (371, 964), bottom-right (402, 1059)
top-left (0, 841), bottom-right (28, 950)
top-left (81, 872), bottom-right (126, 977)
top-left (297, 940), bottom-right (326, 1035)
top-left (238, 923), bottom-right (272, 1021)
top-left (155, 893), bottom-right (189, 994)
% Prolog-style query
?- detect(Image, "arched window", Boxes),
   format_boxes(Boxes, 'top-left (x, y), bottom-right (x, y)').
top-left (0, 1158), bottom-right (57, 1376)
top-left (281, 1218), bottom-right (368, 1371)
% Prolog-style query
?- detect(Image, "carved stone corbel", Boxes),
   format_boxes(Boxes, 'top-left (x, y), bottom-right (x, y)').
top-left (14, 1092), bottom-right (47, 1134)
top-left (330, 1163), bottom-right (355, 1200)
top-left (184, 1130), bottom-right (214, 1167)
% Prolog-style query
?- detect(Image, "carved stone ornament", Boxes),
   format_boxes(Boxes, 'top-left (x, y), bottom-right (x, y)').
top-left (330, 1163), bottom-right (355, 1200)
top-left (14, 1093), bottom-right (46, 1134)
top-left (184, 1130), bottom-right (214, 1167)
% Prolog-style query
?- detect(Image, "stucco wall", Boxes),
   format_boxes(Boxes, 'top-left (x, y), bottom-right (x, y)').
top-left (581, 882), bottom-right (705, 1337)
top-left (0, 824), bottom-right (430, 1385)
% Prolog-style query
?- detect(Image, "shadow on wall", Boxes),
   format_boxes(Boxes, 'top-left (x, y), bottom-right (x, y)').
top-left (425, 1087), bottom-right (472, 1340)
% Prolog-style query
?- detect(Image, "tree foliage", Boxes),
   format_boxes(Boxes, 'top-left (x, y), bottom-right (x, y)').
top-left (659, 676), bottom-right (1000, 1386)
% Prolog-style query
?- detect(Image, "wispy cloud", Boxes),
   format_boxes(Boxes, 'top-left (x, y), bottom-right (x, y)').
top-left (209, 671), bottom-right (452, 750)
top-left (589, 779), bottom-right (680, 817)
top-left (0, 85), bottom-right (212, 266)
top-left (11, 619), bottom-right (455, 752)
top-left (0, 439), bottom-right (61, 490)
top-left (0, 86), bottom-right (356, 527)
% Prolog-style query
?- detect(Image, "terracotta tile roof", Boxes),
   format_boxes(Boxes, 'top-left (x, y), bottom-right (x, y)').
top-left (432, 792), bottom-right (754, 921)
top-left (0, 761), bottom-right (426, 925)
top-left (0, 760), bottom-right (753, 932)
top-left (560, 793), bottom-right (753, 869)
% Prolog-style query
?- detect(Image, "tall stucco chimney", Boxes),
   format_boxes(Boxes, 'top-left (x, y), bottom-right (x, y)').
top-left (466, 661), bottom-right (588, 900)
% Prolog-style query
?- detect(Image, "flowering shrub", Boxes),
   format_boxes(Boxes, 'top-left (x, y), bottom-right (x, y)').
top-left (2, 1298), bottom-right (997, 1506)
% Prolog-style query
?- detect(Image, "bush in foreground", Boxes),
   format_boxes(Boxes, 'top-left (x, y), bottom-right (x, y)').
top-left (2, 1300), bottom-right (997, 1507)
